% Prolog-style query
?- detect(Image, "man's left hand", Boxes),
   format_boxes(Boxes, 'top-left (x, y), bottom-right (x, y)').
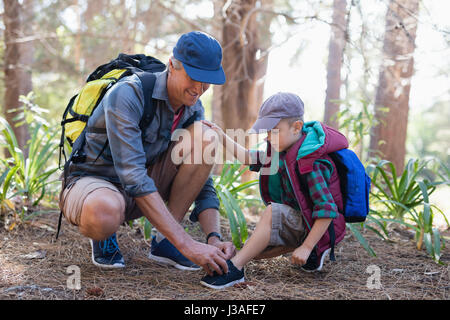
top-left (208, 237), bottom-right (236, 260)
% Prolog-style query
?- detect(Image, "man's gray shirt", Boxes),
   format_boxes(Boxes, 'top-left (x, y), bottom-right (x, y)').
top-left (68, 69), bottom-right (219, 221)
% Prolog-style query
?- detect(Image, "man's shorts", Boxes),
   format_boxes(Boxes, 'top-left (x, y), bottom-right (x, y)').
top-left (267, 203), bottom-right (307, 248)
top-left (59, 143), bottom-right (179, 227)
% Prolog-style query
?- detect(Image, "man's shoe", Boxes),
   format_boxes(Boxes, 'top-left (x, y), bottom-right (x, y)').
top-left (90, 233), bottom-right (125, 269)
top-left (301, 248), bottom-right (331, 272)
top-left (200, 260), bottom-right (245, 290)
top-left (148, 236), bottom-right (201, 271)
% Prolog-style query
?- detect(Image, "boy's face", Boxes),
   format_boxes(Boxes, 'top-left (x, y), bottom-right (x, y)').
top-left (267, 119), bottom-right (303, 152)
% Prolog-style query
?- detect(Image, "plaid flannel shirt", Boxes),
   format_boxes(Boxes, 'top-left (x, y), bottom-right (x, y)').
top-left (278, 153), bottom-right (339, 219)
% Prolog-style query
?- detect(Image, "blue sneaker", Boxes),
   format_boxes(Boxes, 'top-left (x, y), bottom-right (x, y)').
top-left (90, 233), bottom-right (125, 269)
top-left (200, 260), bottom-right (245, 289)
top-left (148, 236), bottom-right (201, 271)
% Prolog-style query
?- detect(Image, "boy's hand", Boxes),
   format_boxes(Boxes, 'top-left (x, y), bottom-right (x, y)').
top-left (201, 120), bottom-right (224, 137)
top-left (291, 245), bottom-right (313, 266)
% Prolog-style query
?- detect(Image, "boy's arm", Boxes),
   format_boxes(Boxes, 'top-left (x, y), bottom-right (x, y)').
top-left (201, 120), bottom-right (254, 165)
top-left (291, 218), bottom-right (331, 265)
top-left (291, 160), bottom-right (338, 266)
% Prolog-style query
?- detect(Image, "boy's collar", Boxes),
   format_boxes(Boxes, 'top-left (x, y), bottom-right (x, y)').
top-left (284, 133), bottom-right (307, 164)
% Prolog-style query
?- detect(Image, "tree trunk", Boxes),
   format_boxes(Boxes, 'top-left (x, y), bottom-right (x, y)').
top-left (3, 0), bottom-right (33, 157)
top-left (369, 0), bottom-right (419, 172)
top-left (219, 0), bottom-right (270, 132)
top-left (324, 0), bottom-right (348, 129)
top-left (212, 0), bottom-right (273, 180)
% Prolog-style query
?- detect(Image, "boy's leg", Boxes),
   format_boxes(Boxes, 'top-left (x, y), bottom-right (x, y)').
top-left (253, 246), bottom-right (295, 260)
top-left (230, 204), bottom-right (273, 270)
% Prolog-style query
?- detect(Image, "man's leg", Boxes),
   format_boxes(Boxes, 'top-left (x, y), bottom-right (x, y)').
top-left (167, 122), bottom-right (217, 222)
top-left (78, 188), bottom-right (125, 241)
top-left (61, 176), bottom-right (126, 268)
top-left (148, 122), bottom-right (221, 270)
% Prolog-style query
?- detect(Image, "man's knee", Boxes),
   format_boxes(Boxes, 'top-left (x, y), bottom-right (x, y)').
top-left (175, 121), bottom-right (218, 164)
top-left (79, 190), bottom-right (125, 240)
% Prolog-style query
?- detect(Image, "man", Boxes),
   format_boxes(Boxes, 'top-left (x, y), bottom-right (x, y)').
top-left (59, 31), bottom-right (235, 275)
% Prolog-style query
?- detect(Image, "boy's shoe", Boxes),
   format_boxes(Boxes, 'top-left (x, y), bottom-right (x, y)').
top-left (90, 233), bottom-right (125, 269)
top-left (200, 260), bottom-right (245, 290)
top-left (148, 236), bottom-right (201, 271)
top-left (301, 248), bottom-right (331, 272)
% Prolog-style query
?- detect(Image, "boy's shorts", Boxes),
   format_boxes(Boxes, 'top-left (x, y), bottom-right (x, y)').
top-left (268, 203), bottom-right (307, 248)
top-left (59, 142), bottom-right (179, 227)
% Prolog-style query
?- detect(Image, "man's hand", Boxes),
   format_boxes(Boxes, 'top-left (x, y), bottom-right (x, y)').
top-left (291, 245), bottom-right (313, 266)
top-left (208, 236), bottom-right (236, 260)
top-left (182, 240), bottom-right (229, 276)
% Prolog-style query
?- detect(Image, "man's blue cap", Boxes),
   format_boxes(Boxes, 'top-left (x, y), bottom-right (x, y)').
top-left (173, 31), bottom-right (226, 85)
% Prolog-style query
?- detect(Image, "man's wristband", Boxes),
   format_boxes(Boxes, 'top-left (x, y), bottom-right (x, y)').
top-left (206, 232), bottom-right (222, 243)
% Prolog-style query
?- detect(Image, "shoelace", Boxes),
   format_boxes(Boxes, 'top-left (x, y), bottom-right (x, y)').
top-left (99, 235), bottom-right (119, 255)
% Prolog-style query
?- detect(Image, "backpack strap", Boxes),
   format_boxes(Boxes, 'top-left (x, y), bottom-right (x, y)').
top-left (134, 70), bottom-right (157, 133)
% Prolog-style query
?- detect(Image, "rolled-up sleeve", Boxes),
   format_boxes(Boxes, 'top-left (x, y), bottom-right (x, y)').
top-left (104, 81), bottom-right (157, 197)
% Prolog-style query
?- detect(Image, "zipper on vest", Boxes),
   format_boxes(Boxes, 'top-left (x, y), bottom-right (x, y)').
top-left (284, 159), bottom-right (312, 232)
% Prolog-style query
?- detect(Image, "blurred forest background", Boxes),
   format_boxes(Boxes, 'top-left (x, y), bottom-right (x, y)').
top-left (0, 0), bottom-right (449, 262)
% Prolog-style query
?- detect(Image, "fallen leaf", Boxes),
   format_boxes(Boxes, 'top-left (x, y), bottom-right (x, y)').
top-left (86, 287), bottom-right (104, 297)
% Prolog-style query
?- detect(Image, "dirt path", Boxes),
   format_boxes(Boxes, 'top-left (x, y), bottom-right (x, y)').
top-left (1, 209), bottom-right (449, 300)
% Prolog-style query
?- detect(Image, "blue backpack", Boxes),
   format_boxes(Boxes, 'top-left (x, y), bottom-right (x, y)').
top-left (329, 149), bottom-right (371, 223)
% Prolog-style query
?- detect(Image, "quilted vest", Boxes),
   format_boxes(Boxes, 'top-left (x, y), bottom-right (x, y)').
top-left (259, 122), bottom-right (349, 258)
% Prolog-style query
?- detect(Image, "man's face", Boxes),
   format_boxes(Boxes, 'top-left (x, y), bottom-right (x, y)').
top-left (167, 61), bottom-right (211, 108)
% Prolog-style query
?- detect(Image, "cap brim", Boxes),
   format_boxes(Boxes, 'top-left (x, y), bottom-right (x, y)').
top-left (249, 117), bottom-right (280, 134)
top-left (182, 62), bottom-right (226, 85)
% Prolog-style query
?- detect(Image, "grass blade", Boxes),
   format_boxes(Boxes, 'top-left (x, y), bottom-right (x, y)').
top-left (346, 223), bottom-right (376, 257)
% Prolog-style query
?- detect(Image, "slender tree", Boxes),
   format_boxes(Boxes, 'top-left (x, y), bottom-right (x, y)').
top-left (324, 0), bottom-right (348, 129)
top-left (3, 0), bottom-right (34, 156)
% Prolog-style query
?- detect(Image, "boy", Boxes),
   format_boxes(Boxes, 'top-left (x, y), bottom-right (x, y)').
top-left (200, 92), bottom-right (348, 289)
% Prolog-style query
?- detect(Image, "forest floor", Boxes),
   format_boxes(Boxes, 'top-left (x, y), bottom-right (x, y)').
top-left (0, 208), bottom-right (449, 300)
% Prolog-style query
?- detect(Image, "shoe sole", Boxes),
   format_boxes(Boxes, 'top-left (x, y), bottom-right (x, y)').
top-left (90, 240), bottom-right (125, 269)
top-left (200, 277), bottom-right (245, 290)
top-left (148, 253), bottom-right (201, 271)
top-left (301, 248), bottom-right (331, 273)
